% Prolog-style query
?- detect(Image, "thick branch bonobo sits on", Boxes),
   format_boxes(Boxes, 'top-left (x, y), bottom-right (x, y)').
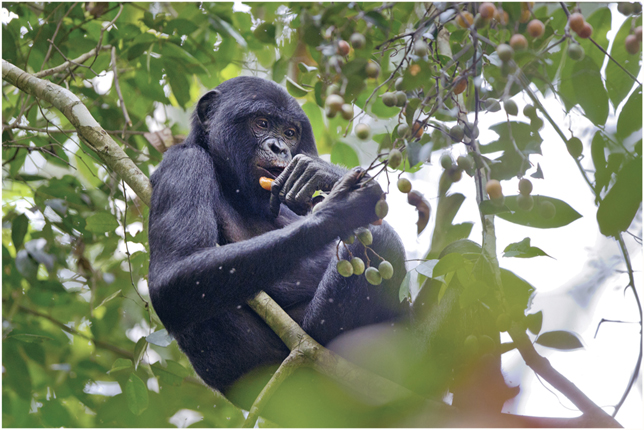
top-left (148, 76), bottom-right (408, 393)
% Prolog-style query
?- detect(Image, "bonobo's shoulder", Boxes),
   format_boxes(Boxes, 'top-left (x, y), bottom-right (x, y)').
top-left (151, 142), bottom-right (213, 183)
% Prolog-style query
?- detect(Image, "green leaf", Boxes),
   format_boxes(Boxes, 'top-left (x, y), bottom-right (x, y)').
top-left (606, 15), bottom-right (642, 108)
top-left (330, 142), bottom-right (359, 168)
top-left (572, 56), bottom-right (608, 126)
top-left (125, 373), bottom-right (149, 415)
top-left (503, 237), bottom-right (551, 259)
top-left (209, 16), bottom-right (247, 48)
top-left (151, 360), bottom-right (191, 386)
top-left (253, 22), bottom-right (276, 44)
top-left (536, 330), bottom-right (583, 350)
top-left (11, 214), bottom-right (29, 250)
top-left (596, 156), bottom-right (642, 237)
top-left (433, 253), bottom-right (465, 277)
top-left (146, 329), bottom-right (174, 347)
top-left (496, 195), bottom-right (582, 229)
top-left (526, 311), bottom-right (543, 335)
top-left (479, 200), bottom-right (511, 215)
top-left (110, 358), bottom-right (134, 373)
top-left (285, 76), bottom-right (310, 98)
top-left (500, 269), bottom-right (535, 312)
top-left (7, 333), bottom-right (53, 343)
top-left (616, 88), bottom-right (642, 140)
top-left (415, 259), bottom-right (439, 278)
top-left (133, 337), bottom-right (148, 370)
top-left (86, 212), bottom-right (119, 234)
top-left (164, 60), bottom-right (191, 108)
top-left (398, 271), bottom-right (411, 302)
top-left (95, 289), bottom-right (122, 309)
top-left (272, 57), bottom-right (288, 83)
top-left (591, 131), bottom-right (610, 196)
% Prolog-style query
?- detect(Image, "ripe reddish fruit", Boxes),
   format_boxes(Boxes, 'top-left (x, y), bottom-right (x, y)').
top-left (456, 11), bottom-right (474, 28)
top-left (527, 19), bottom-right (545, 38)
top-left (454, 77), bottom-right (468, 95)
top-left (486, 179), bottom-right (503, 200)
top-left (569, 12), bottom-right (585, 33)
top-left (411, 121), bottom-right (424, 139)
top-left (577, 22), bottom-right (593, 38)
top-left (510, 34), bottom-right (528, 51)
top-left (337, 40), bottom-right (350, 56)
top-left (479, 2), bottom-right (496, 19)
top-left (625, 34), bottom-right (641, 55)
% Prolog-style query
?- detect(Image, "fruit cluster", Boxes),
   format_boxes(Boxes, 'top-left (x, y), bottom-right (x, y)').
top-left (336, 227), bottom-right (395, 285)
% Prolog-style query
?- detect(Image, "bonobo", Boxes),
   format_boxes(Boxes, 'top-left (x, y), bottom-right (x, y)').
top-left (148, 76), bottom-right (408, 393)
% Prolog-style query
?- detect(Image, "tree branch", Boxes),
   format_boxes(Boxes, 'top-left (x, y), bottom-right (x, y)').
top-left (2, 60), bottom-right (152, 206)
top-left (34, 45), bottom-right (112, 78)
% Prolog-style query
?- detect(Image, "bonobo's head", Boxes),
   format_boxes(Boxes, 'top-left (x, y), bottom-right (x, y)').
top-left (192, 76), bottom-right (317, 214)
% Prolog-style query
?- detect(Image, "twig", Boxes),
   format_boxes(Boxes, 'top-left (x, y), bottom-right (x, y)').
top-left (35, 45), bottom-right (112, 78)
top-left (612, 234), bottom-right (643, 417)
top-left (242, 350), bottom-right (307, 427)
top-left (111, 47), bottom-right (132, 138)
top-left (40, 3), bottom-right (78, 71)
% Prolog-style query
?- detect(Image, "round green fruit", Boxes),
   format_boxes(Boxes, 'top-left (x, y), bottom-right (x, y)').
top-left (539, 201), bottom-right (556, 219)
top-left (342, 233), bottom-right (355, 245)
top-left (397, 123), bottom-right (409, 138)
top-left (440, 152), bottom-right (453, 170)
top-left (414, 40), bottom-right (429, 56)
top-left (497, 43), bottom-right (514, 62)
top-left (566, 137), bottom-right (583, 158)
top-left (337, 260), bottom-right (354, 277)
top-left (350, 32), bottom-right (366, 49)
top-left (395, 91), bottom-right (407, 107)
top-left (567, 43), bottom-right (585, 61)
top-left (397, 177), bottom-right (412, 193)
top-left (457, 155), bottom-right (473, 171)
top-left (355, 123), bottom-right (371, 140)
top-left (518, 178), bottom-right (533, 195)
top-left (463, 334), bottom-right (480, 356)
top-left (448, 166), bottom-right (463, 182)
top-left (365, 267), bottom-right (383, 285)
top-left (378, 260), bottom-right (394, 280)
top-left (375, 199), bottom-right (389, 219)
top-left (382, 92), bottom-right (396, 107)
top-left (464, 122), bottom-right (479, 139)
top-left (531, 116), bottom-right (544, 130)
top-left (517, 193), bottom-right (534, 211)
top-left (388, 148), bottom-right (403, 168)
top-left (356, 228), bottom-right (373, 246)
top-left (496, 313), bottom-right (511, 332)
top-left (366, 61), bottom-right (380, 78)
top-left (351, 257), bottom-right (365, 276)
top-left (485, 98), bottom-right (501, 112)
top-left (504, 99), bottom-right (518, 116)
top-left (395, 77), bottom-right (404, 90)
top-left (327, 84), bottom-right (341, 96)
top-left (340, 104), bottom-right (354, 120)
top-left (449, 125), bottom-right (465, 142)
top-left (618, 2), bottom-right (634, 15)
top-left (523, 104), bottom-right (537, 118)
top-left (326, 94), bottom-right (344, 113)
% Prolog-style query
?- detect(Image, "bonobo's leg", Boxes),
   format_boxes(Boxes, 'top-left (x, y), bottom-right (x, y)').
top-left (302, 223), bottom-right (409, 345)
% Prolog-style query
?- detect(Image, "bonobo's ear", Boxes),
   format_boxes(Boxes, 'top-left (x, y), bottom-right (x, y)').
top-left (197, 90), bottom-right (221, 127)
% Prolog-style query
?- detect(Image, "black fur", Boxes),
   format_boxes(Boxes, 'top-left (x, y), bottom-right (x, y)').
top-left (148, 76), bottom-right (408, 392)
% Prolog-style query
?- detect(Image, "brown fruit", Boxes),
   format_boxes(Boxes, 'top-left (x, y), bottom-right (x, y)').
top-left (337, 40), bottom-right (350, 56)
top-left (625, 34), bottom-right (641, 55)
top-left (456, 11), bottom-right (474, 28)
top-left (453, 77), bottom-right (468, 95)
top-left (527, 19), bottom-right (545, 38)
top-left (494, 9), bottom-right (509, 25)
top-left (259, 176), bottom-right (274, 191)
top-left (519, 8), bottom-right (531, 23)
top-left (479, 2), bottom-right (497, 19)
top-left (577, 22), bottom-right (593, 38)
top-left (568, 12), bottom-right (585, 33)
top-left (486, 179), bottom-right (503, 200)
top-left (366, 61), bottom-right (380, 78)
top-left (411, 121), bottom-right (424, 139)
top-left (407, 190), bottom-right (423, 206)
top-left (636, 26), bottom-right (643, 40)
top-left (510, 34), bottom-right (528, 51)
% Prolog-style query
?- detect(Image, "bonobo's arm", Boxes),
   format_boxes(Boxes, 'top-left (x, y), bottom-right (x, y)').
top-left (148, 144), bottom-right (382, 334)
top-left (270, 154), bottom-right (347, 216)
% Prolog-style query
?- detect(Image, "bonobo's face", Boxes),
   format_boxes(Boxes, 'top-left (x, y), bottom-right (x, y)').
top-left (251, 114), bottom-right (301, 181)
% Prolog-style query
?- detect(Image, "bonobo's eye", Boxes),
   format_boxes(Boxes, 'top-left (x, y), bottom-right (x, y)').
top-left (284, 128), bottom-right (296, 138)
top-left (256, 118), bottom-right (269, 129)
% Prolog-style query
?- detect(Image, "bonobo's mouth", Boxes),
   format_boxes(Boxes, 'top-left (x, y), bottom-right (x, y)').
top-left (257, 165), bottom-right (286, 179)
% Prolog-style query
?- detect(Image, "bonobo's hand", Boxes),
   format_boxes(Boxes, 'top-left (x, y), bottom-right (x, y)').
top-left (314, 167), bottom-right (384, 232)
top-left (270, 154), bottom-right (343, 217)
